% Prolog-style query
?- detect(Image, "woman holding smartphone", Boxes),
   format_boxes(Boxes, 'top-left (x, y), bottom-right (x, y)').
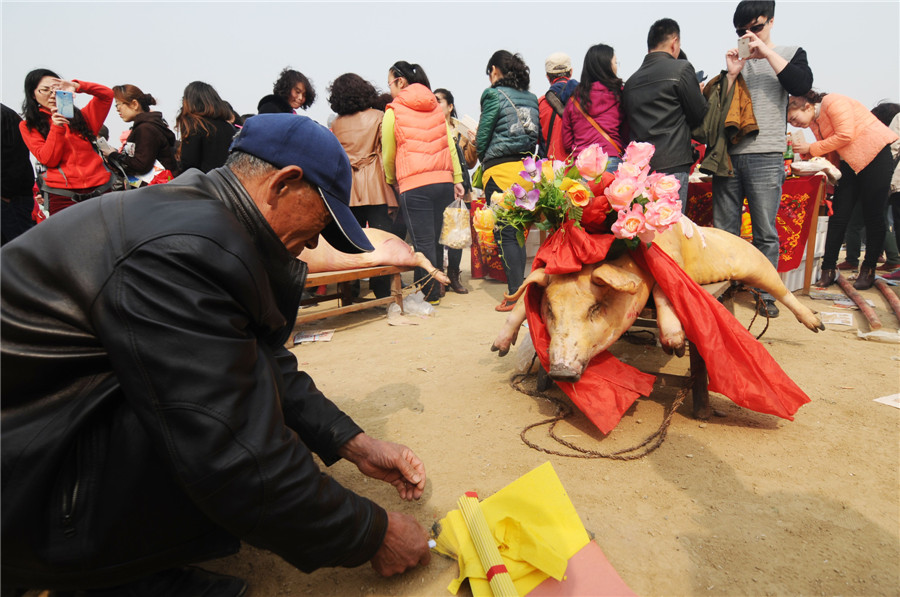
top-left (19, 68), bottom-right (114, 215)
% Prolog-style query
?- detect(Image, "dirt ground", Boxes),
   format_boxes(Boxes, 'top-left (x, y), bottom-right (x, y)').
top-left (203, 248), bottom-right (900, 597)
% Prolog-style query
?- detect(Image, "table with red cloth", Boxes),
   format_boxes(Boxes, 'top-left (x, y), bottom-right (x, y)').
top-left (685, 175), bottom-right (827, 294)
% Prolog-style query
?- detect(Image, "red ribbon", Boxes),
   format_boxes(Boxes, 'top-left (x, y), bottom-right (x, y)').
top-left (486, 564), bottom-right (509, 582)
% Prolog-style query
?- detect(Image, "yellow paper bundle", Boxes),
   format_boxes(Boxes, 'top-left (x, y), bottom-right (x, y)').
top-left (434, 462), bottom-right (590, 597)
top-left (472, 208), bottom-right (497, 247)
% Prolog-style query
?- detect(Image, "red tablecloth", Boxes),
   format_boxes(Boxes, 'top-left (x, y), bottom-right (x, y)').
top-left (686, 175), bottom-right (825, 272)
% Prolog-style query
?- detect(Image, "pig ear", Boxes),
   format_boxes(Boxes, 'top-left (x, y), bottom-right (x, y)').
top-left (591, 263), bottom-right (643, 294)
top-left (505, 267), bottom-right (548, 301)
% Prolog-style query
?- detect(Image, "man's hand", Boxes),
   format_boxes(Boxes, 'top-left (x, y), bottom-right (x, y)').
top-left (338, 433), bottom-right (426, 501)
top-left (370, 512), bottom-right (430, 576)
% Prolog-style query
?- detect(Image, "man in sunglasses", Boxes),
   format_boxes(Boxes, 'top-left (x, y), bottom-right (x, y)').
top-left (712, 0), bottom-right (813, 318)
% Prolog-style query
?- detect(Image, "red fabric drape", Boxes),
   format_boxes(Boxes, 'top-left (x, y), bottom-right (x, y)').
top-left (685, 176), bottom-right (823, 272)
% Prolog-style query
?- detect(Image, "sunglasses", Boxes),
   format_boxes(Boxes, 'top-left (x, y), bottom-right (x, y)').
top-left (736, 20), bottom-right (769, 36)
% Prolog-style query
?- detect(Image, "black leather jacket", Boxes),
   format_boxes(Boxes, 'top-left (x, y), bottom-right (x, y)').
top-left (623, 52), bottom-right (709, 172)
top-left (1, 168), bottom-right (388, 589)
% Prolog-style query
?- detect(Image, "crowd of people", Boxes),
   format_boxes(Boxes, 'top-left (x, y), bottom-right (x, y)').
top-left (1, 1), bottom-right (899, 595)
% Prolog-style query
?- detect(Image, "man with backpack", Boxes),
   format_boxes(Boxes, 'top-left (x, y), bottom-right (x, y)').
top-left (538, 52), bottom-right (578, 161)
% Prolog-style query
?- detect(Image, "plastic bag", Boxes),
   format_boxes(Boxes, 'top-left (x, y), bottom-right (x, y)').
top-left (402, 291), bottom-right (435, 317)
top-left (439, 198), bottom-right (472, 249)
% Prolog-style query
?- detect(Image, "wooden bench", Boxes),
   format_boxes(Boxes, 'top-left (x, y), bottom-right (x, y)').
top-left (295, 265), bottom-right (414, 325)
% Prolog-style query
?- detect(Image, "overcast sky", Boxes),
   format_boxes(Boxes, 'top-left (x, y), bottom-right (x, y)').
top-left (2, 1), bottom-right (898, 146)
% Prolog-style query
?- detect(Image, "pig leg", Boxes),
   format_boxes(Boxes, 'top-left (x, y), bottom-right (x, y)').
top-left (651, 284), bottom-right (686, 357)
top-left (681, 229), bottom-right (824, 332)
top-left (491, 299), bottom-right (528, 356)
top-left (378, 239), bottom-right (450, 285)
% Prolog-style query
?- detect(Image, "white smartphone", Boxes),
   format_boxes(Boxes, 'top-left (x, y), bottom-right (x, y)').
top-left (56, 90), bottom-right (74, 119)
top-left (737, 37), bottom-right (751, 60)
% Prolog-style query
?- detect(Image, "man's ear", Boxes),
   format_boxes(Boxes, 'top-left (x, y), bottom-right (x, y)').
top-left (266, 165), bottom-right (305, 207)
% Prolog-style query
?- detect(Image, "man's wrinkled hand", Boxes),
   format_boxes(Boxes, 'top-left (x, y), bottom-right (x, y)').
top-left (370, 512), bottom-right (430, 577)
top-left (339, 433), bottom-right (426, 500)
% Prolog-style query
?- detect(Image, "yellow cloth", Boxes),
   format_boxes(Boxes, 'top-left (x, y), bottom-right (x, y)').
top-left (434, 462), bottom-right (590, 596)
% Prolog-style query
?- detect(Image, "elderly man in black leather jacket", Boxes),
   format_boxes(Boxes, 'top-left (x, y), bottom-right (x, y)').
top-left (1, 115), bottom-right (431, 596)
top-left (623, 18), bottom-right (708, 206)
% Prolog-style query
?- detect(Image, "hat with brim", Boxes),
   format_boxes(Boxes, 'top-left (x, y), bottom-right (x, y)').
top-left (230, 114), bottom-right (374, 254)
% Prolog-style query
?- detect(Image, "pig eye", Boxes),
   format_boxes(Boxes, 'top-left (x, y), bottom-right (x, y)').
top-left (588, 303), bottom-right (604, 320)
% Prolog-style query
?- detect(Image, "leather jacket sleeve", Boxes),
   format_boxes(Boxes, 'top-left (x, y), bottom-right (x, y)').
top-left (677, 63), bottom-right (709, 130)
top-left (91, 235), bottom-right (388, 572)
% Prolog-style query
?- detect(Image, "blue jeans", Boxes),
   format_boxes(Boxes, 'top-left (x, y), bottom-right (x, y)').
top-left (399, 183), bottom-right (453, 301)
top-left (712, 153), bottom-right (784, 269)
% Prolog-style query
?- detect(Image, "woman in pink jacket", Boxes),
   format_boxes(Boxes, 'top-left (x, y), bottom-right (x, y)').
top-left (561, 44), bottom-right (627, 166)
top-left (789, 91), bottom-right (899, 290)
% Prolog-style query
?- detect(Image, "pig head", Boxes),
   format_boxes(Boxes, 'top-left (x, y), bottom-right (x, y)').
top-left (491, 253), bottom-right (653, 383)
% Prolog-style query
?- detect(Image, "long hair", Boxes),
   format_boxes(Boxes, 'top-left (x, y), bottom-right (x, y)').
top-left (788, 89), bottom-right (828, 111)
top-left (175, 81), bottom-right (232, 138)
top-left (113, 84), bottom-right (156, 112)
top-left (574, 44), bottom-right (623, 111)
top-left (273, 67), bottom-right (316, 109)
top-left (389, 61), bottom-right (431, 90)
top-left (327, 73), bottom-right (378, 116)
top-left (486, 50), bottom-right (530, 92)
top-left (433, 88), bottom-right (458, 118)
top-left (22, 68), bottom-right (95, 141)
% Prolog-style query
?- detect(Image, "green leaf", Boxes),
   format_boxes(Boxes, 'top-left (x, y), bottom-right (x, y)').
top-left (516, 229), bottom-right (526, 247)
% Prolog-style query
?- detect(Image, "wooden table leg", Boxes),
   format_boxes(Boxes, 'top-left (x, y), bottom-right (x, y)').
top-left (391, 271), bottom-right (403, 314)
top-left (688, 340), bottom-right (711, 419)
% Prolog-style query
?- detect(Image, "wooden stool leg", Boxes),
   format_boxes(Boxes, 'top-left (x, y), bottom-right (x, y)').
top-left (688, 340), bottom-right (711, 419)
top-left (391, 272), bottom-right (403, 314)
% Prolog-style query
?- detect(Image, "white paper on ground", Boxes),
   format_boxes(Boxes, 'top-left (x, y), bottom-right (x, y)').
top-left (873, 394), bottom-right (900, 409)
top-left (293, 329), bottom-right (335, 344)
top-left (819, 311), bottom-right (854, 326)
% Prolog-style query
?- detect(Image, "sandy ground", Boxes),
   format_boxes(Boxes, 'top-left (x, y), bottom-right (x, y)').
top-left (202, 246), bottom-right (900, 597)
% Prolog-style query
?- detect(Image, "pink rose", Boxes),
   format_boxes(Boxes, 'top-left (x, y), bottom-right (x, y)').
top-left (604, 176), bottom-right (641, 211)
top-left (575, 144), bottom-right (609, 180)
top-left (644, 197), bottom-right (683, 232)
top-left (616, 161), bottom-right (649, 185)
top-left (623, 141), bottom-right (655, 169)
top-left (648, 174), bottom-right (681, 203)
top-left (611, 203), bottom-right (646, 240)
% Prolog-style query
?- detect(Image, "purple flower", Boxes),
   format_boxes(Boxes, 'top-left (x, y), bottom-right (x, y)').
top-left (519, 156), bottom-right (544, 183)
top-left (515, 188), bottom-right (540, 211)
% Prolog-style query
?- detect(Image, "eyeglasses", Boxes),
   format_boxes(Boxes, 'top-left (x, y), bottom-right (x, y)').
top-left (387, 77), bottom-right (402, 87)
top-left (736, 19), bottom-right (770, 36)
top-left (36, 87), bottom-right (55, 96)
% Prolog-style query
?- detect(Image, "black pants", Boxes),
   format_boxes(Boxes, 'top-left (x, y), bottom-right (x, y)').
top-left (350, 204), bottom-right (392, 298)
top-left (484, 177), bottom-right (526, 294)
top-left (399, 183), bottom-right (454, 301)
top-left (822, 145), bottom-right (893, 270)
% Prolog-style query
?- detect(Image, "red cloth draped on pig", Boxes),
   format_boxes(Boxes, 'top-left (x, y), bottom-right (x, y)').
top-left (525, 222), bottom-right (810, 435)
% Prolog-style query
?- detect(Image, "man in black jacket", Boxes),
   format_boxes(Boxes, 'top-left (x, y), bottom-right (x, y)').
top-left (623, 18), bottom-right (708, 205)
top-left (1, 114), bottom-right (430, 595)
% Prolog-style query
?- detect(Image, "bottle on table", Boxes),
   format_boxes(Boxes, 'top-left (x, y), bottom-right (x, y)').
top-left (783, 135), bottom-right (794, 177)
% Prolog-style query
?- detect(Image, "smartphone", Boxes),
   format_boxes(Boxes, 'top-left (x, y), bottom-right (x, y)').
top-left (737, 37), bottom-right (751, 60)
top-left (55, 90), bottom-right (74, 119)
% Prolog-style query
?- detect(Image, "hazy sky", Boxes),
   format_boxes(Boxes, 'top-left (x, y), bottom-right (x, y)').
top-left (2, 1), bottom-right (898, 146)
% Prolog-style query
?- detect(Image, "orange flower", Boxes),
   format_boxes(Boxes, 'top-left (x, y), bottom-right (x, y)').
top-left (560, 178), bottom-right (591, 207)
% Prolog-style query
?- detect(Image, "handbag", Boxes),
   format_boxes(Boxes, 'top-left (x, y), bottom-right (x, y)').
top-left (472, 164), bottom-right (484, 190)
top-left (573, 99), bottom-right (623, 156)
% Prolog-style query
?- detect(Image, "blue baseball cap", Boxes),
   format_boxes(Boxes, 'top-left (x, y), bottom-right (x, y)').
top-left (230, 114), bottom-right (373, 254)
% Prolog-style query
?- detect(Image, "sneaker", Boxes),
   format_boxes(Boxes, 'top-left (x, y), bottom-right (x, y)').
top-left (52, 566), bottom-right (247, 597)
top-left (756, 298), bottom-right (780, 318)
top-left (881, 267), bottom-right (900, 281)
top-left (836, 260), bottom-right (858, 271)
top-left (876, 262), bottom-right (900, 271)
top-left (426, 298), bottom-right (441, 306)
top-left (495, 299), bottom-right (516, 312)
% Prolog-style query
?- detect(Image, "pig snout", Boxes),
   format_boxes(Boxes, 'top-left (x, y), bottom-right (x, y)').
top-left (548, 362), bottom-right (585, 383)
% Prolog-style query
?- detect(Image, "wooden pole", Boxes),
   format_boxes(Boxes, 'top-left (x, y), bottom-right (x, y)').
top-left (835, 274), bottom-right (882, 330)
top-left (874, 279), bottom-right (900, 324)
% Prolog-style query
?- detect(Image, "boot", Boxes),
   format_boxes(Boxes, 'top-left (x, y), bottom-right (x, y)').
top-left (815, 268), bottom-right (837, 288)
top-left (447, 268), bottom-right (469, 294)
top-left (853, 265), bottom-right (876, 290)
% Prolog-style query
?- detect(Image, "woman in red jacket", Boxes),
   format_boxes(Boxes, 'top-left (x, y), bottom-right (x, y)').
top-left (20, 68), bottom-right (114, 215)
top-left (789, 90), bottom-right (899, 290)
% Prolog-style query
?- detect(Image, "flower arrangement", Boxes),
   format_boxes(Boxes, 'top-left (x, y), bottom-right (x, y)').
top-left (475, 141), bottom-right (684, 249)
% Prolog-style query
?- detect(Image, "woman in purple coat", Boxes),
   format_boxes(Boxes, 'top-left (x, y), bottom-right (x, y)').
top-left (561, 44), bottom-right (627, 168)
